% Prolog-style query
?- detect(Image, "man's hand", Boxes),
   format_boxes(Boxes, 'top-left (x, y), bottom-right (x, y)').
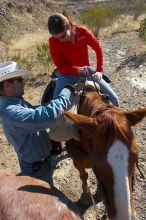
top-left (72, 83), bottom-right (84, 92)
top-left (64, 83), bottom-right (84, 93)
top-left (63, 85), bottom-right (75, 93)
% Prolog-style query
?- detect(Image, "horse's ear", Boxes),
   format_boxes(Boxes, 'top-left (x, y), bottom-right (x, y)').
top-left (125, 108), bottom-right (146, 126)
top-left (64, 112), bottom-right (97, 132)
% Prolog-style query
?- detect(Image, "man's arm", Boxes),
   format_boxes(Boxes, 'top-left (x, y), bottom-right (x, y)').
top-left (6, 88), bottom-right (73, 132)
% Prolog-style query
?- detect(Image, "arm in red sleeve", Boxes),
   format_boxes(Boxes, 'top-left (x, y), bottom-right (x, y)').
top-left (84, 27), bottom-right (104, 72)
top-left (49, 38), bottom-right (79, 76)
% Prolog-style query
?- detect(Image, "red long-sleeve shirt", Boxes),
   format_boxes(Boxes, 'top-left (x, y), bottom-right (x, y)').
top-left (49, 25), bottom-right (104, 76)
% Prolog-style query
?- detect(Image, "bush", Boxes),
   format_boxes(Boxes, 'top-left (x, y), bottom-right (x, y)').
top-left (139, 18), bottom-right (146, 41)
top-left (80, 6), bottom-right (117, 36)
top-left (11, 53), bottom-right (32, 71)
top-left (36, 42), bottom-right (52, 71)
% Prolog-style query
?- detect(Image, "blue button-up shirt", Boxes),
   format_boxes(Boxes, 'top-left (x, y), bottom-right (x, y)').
top-left (0, 88), bottom-right (72, 163)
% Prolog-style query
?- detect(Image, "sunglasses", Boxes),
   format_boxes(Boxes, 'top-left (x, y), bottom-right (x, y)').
top-left (54, 30), bottom-right (67, 40)
top-left (7, 77), bottom-right (24, 83)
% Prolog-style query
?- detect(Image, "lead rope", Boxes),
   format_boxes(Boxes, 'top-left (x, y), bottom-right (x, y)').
top-left (77, 73), bottom-right (99, 219)
top-left (136, 160), bottom-right (145, 179)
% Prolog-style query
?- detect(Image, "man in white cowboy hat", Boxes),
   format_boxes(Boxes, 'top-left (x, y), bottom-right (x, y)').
top-left (0, 61), bottom-right (74, 184)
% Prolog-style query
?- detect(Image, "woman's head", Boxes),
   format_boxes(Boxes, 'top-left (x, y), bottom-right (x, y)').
top-left (48, 12), bottom-right (74, 41)
top-left (48, 13), bottom-right (68, 34)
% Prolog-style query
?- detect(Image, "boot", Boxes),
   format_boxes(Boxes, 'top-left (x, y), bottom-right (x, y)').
top-left (50, 140), bottom-right (62, 156)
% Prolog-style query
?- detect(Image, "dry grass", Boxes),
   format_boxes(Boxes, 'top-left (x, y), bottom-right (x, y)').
top-left (10, 31), bottom-right (49, 54)
top-left (100, 14), bottom-right (144, 37)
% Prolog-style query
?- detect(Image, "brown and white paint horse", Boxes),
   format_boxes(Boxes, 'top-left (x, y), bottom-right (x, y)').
top-left (63, 89), bottom-right (146, 220)
top-left (0, 170), bottom-right (82, 220)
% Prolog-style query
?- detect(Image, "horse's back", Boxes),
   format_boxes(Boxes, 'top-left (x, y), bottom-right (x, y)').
top-left (0, 170), bottom-right (82, 220)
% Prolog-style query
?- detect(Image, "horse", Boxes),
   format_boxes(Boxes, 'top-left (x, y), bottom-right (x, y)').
top-left (42, 79), bottom-right (146, 220)
top-left (62, 88), bottom-right (146, 220)
top-left (0, 170), bottom-right (82, 220)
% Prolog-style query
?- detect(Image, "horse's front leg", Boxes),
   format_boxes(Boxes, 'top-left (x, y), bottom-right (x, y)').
top-left (66, 140), bottom-right (92, 204)
top-left (74, 158), bottom-right (88, 194)
top-left (74, 157), bottom-right (95, 206)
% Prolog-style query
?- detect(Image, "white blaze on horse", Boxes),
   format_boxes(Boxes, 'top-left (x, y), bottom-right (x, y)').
top-left (0, 170), bottom-right (82, 220)
top-left (49, 82), bottom-right (146, 220)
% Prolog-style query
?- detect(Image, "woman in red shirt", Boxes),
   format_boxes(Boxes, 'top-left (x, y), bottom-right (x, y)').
top-left (48, 12), bottom-right (119, 106)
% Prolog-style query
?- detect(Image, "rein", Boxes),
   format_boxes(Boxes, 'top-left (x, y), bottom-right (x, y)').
top-left (136, 161), bottom-right (145, 180)
top-left (77, 72), bottom-right (100, 113)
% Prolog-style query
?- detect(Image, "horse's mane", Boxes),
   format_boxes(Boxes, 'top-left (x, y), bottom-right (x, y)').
top-left (81, 92), bottom-right (133, 149)
top-left (94, 108), bottom-right (133, 149)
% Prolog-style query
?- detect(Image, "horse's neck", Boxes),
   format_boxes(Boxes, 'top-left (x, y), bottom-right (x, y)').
top-left (68, 92), bottom-right (110, 118)
top-left (79, 94), bottom-right (107, 117)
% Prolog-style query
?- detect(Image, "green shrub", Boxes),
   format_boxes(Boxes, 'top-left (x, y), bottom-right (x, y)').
top-left (11, 53), bottom-right (32, 71)
top-left (36, 42), bottom-right (52, 71)
top-left (80, 6), bottom-right (117, 36)
top-left (139, 18), bottom-right (146, 41)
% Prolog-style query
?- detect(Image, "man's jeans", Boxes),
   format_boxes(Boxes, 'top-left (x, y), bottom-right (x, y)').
top-left (19, 156), bottom-right (53, 185)
top-left (53, 73), bottom-right (119, 107)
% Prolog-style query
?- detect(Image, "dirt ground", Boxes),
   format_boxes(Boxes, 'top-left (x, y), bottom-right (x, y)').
top-left (0, 30), bottom-right (146, 220)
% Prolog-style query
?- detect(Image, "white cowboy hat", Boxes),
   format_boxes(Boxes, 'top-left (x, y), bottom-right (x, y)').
top-left (0, 61), bottom-right (32, 82)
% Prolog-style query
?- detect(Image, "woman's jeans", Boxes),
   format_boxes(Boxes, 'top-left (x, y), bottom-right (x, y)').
top-left (53, 73), bottom-right (119, 106)
top-left (19, 156), bottom-right (53, 185)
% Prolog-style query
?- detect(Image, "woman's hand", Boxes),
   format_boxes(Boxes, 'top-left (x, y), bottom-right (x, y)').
top-left (92, 72), bottom-right (103, 81)
top-left (78, 66), bottom-right (94, 76)
top-left (78, 67), bottom-right (102, 82)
